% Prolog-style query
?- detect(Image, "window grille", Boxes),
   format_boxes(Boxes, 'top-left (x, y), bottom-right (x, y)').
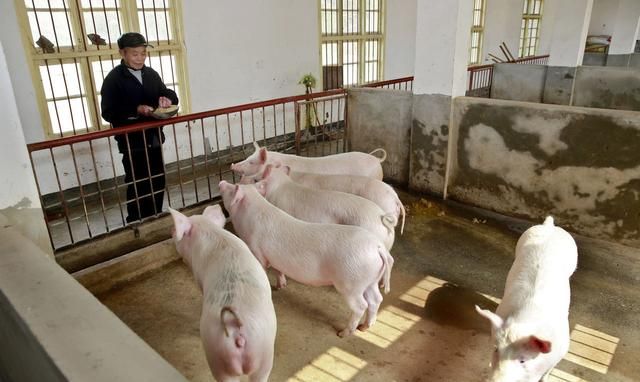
top-left (469, 0), bottom-right (486, 65)
top-left (519, 0), bottom-right (543, 58)
top-left (319, 0), bottom-right (385, 90)
top-left (17, 0), bottom-right (187, 138)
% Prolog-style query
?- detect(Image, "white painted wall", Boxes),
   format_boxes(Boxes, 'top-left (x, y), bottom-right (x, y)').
top-left (609, 0), bottom-right (640, 54)
top-left (384, 0), bottom-right (417, 79)
top-left (589, 0), bottom-right (620, 36)
top-left (544, 0), bottom-right (594, 66)
top-left (0, 40), bottom-right (51, 254)
top-left (482, 0), bottom-right (523, 63)
top-left (183, 0), bottom-right (319, 112)
top-left (413, 0), bottom-right (473, 96)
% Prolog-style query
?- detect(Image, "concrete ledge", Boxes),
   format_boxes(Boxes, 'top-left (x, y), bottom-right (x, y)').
top-left (56, 201), bottom-right (219, 273)
top-left (73, 238), bottom-right (180, 296)
top-left (0, 213), bottom-right (188, 382)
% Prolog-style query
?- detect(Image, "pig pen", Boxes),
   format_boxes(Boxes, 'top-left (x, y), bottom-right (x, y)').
top-left (89, 189), bottom-right (640, 382)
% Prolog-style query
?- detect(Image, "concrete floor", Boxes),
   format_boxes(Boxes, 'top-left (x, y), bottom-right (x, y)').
top-left (96, 189), bottom-right (640, 382)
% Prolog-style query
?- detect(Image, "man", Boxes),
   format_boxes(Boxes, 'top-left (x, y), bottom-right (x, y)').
top-left (101, 32), bottom-right (178, 223)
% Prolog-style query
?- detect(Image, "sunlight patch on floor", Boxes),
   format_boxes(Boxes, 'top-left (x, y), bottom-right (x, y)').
top-left (564, 324), bottom-right (619, 374)
top-left (547, 367), bottom-right (590, 382)
top-left (354, 305), bottom-right (421, 348)
top-left (398, 275), bottom-right (446, 307)
top-left (287, 347), bottom-right (367, 382)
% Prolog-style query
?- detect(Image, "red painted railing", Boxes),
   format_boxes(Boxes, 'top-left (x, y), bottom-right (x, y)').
top-left (26, 77), bottom-right (414, 251)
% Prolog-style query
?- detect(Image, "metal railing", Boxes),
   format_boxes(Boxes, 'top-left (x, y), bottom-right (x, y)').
top-left (466, 54), bottom-right (550, 97)
top-left (27, 77), bottom-right (414, 251)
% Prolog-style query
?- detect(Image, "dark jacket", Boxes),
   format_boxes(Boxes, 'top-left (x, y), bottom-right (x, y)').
top-left (101, 61), bottom-right (179, 153)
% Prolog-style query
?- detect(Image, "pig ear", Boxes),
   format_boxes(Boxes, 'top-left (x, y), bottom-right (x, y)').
top-left (253, 141), bottom-right (260, 151)
top-left (262, 164), bottom-right (273, 179)
top-left (258, 148), bottom-right (267, 164)
top-left (231, 184), bottom-right (245, 206)
top-left (528, 336), bottom-right (552, 354)
top-left (203, 205), bottom-right (226, 227)
top-left (169, 207), bottom-right (191, 241)
top-left (475, 305), bottom-right (503, 329)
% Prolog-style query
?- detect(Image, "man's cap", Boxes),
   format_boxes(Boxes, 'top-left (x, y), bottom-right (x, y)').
top-left (117, 32), bottom-right (154, 49)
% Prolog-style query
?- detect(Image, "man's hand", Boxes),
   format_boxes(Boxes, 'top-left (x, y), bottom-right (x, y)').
top-left (137, 105), bottom-right (154, 116)
top-left (158, 96), bottom-right (172, 108)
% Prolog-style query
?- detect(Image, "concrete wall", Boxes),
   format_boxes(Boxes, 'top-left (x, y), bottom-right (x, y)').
top-left (0, 40), bottom-right (51, 255)
top-left (491, 64), bottom-right (640, 111)
top-left (543, 66), bottom-right (576, 105)
top-left (0, 214), bottom-right (188, 381)
top-left (490, 64), bottom-right (547, 102)
top-left (573, 66), bottom-right (640, 110)
top-left (409, 94), bottom-right (451, 196)
top-left (582, 52), bottom-right (608, 66)
top-left (446, 97), bottom-right (640, 247)
top-left (347, 88), bottom-right (412, 184)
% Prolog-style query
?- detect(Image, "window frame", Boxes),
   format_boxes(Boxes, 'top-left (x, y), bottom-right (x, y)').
top-left (469, 0), bottom-right (486, 65)
top-left (15, 0), bottom-right (190, 139)
top-left (318, 0), bottom-right (386, 90)
top-left (518, 0), bottom-right (543, 58)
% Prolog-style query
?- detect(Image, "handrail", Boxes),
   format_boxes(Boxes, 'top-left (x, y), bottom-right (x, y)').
top-left (466, 54), bottom-right (550, 71)
top-left (27, 77), bottom-right (414, 152)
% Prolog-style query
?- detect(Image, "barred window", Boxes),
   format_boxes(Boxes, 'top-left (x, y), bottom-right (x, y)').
top-left (320, 0), bottom-right (385, 90)
top-left (519, 0), bottom-right (543, 57)
top-left (18, 0), bottom-right (188, 137)
top-left (469, 0), bottom-right (486, 65)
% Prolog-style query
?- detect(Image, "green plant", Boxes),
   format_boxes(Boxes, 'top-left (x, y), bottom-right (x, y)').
top-left (299, 73), bottom-right (318, 131)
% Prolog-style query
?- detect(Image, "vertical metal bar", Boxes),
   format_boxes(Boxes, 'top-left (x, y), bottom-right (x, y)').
top-left (272, 105), bottom-right (277, 151)
top-left (294, 101), bottom-right (301, 155)
top-left (43, 61), bottom-right (64, 137)
top-left (106, 135), bottom-right (126, 225)
top-left (158, 125), bottom-right (172, 209)
top-left (171, 123), bottom-right (186, 207)
top-left (186, 120), bottom-right (199, 203)
top-left (281, 103), bottom-right (286, 149)
top-left (28, 152), bottom-right (56, 251)
top-left (88, 139), bottom-right (109, 231)
top-left (239, 110), bottom-right (246, 154)
top-left (261, 106), bottom-right (267, 147)
top-left (58, 59), bottom-right (79, 135)
top-left (140, 0), bottom-right (150, 38)
top-left (46, 0), bottom-right (62, 52)
top-left (50, 147), bottom-right (75, 244)
top-left (199, 118), bottom-right (212, 199)
top-left (213, 115), bottom-right (223, 183)
top-left (140, 128), bottom-right (158, 216)
top-left (124, 135), bottom-right (143, 220)
top-left (250, 108), bottom-right (256, 145)
top-left (69, 143), bottom-right (92, 236)
top-left (226, 113), bottom-right (235, 182)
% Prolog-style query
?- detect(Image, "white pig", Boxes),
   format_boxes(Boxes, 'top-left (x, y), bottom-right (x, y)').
top-left (218, 180), bottom-right (394, 337)
top-left (169, 205), bottom-right (277, 382)
top-left (251, 164), bottom-right (396, 250)
top-left (476, 216), bottom-right (578, 382)
top-left (230, 142), bottom-right (386, 180)
top-left (241, 169), bottom-right (406, 234)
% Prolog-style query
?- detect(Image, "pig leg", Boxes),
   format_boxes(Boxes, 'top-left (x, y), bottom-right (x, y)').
top-left (248, 358), bottom-right (273, 382)
top-left (337, 292), bottom-right (367, 338)
top-left (276, 271), bottom-right (287, 289)
top-left (357, 283), bottom-right (383, 331)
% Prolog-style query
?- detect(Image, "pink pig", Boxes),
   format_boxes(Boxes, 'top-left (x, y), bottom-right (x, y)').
top-left (169, 205), bottom-right (277, 382)
top-left (250, 164), bottom-right (396, 250)
top-left (476, 216), bottom-right (578, 382)
top-left (241, 168), bottom-right (406, 234)
top-left (230, 142), bottom-right (386, 180)
top-left (218, 180), bottom-right (394, 337)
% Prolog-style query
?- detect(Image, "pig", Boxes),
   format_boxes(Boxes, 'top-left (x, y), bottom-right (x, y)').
top-left (230, 141), bottom-right (386, 180)
top-left (218, 180), bottom-right (394, 337)
top-left (249, 164), bottom-right (396, 250)
top-left (241, 169), bottom-right (406, 234)
top-left (169, 205), bottom-right (277, 382)
top-left (475, 216), bottom-right (578, 382)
